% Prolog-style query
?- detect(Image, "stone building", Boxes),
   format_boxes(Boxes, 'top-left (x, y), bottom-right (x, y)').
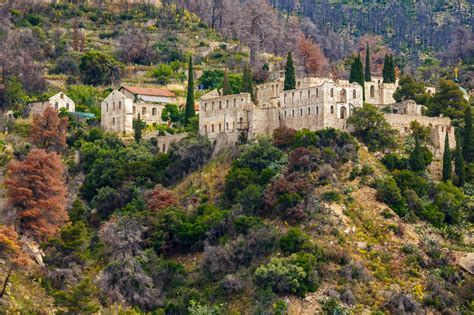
top-left (199, 77), bottom-right (363, 149)
top-left (27, 92), bottom-right (75, 116)
top-left (384, 100), bottom-right (455, 159)
top-left (364, 77), bottom-right (398, 105)
top-left (101, 86), bottom-right (176, 133)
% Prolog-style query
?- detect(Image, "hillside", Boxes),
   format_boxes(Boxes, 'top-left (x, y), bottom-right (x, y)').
top-left (0, 1), bottom-right (473, 315)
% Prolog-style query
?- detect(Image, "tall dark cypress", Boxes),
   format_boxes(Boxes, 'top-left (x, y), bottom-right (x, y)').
top-left (284, 52), bottom-right (296, 91)
top-left (133, 113), bottom-right (142, 143)
top-left (442, 131), bottom-right (452, 182)
top-left (463, 106), bottom-right (474, 162)
top-left (409, 135), bottom-right (425, 171)
top-left (222, 70), bottom-right (231, 96)
top-left (383, 54), bottom-right (393, 83)
top-left (389, 55), bottom-right (396, 83)
top-left (454, 130), bottom-right (466, 186)
top-left (241, 63), bottom-right (254, 102)
top-left (184, 55), bottom-right (195, 126)
top-left (350, 54), bottom-right (364, 99)
top-left (365, 44), bottom-right (372, 82)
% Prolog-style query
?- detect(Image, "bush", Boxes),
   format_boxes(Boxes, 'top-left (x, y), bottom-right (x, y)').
top-left (392, 169), bottom-right (430, 197)
top-left (79, 51), bottom-right (123, 86)
top-left (374, 176), bottom-right (403, 207)
top-left (279, 227), bottom-right (310, 254)
top-left (382, 153), bottom-right (407, 171)
top-left (153, 63), bottom-right (173, 85)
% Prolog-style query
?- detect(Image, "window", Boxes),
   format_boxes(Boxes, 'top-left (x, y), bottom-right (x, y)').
top-left (330, 106), bottom-right (334, 114)
top-left (66, 103), bottom-right (69, 110)
top-left (142, 107), bottom-right (146, 115)
top-left (300, 91), bottom-right (302, 99)
top-left (308, 108), bottom-right (310, 115)
top-left (112, 117), bottom-right (115, 126)
top-left (226, 100), bottom-right (229, 108)
top-left (152, 108), bottom-right (157, 116)
top-left (106, 103), bottom-right (109, 111)
top-left (308, 90), bottom-right (310, 98)
top-left (353, 90), bottom-right (356, 99)
top-left (340, 106), bottom-right (347, 119)
top-left (226, 122), bottom-right (229, 130)
top-left (60, 93), bottom-right (64, 99)
top-left (300, 109), bottom-right (303, 116)
top-left (204, 125), bottom-right (207, 133)
top-left (133, 106), bottom-right (136, 114)
top-left (330, 88), bottom-right (334, 97)
top-left (212, 124), bottom-right (214, 132)
top-left (292, 109), bottom-right (295, 117)
top-left (316, 89), bottom-right (319, 97)
top-left (219, 123), bottom-right (222, 132)
top-left (292, 92), bottom-right (295, 101)
top-left (284, 111), bottom-right (287, 118)
top-left (219, 101), bottom-right (222, 109)
top-left (204, 103), bottom-right (208, 111)
top-left (162, 144), bottom-right (166, 152)
top-left (370, 85), bottom-right (375, 98)
top-left (119, 101), bottom-right (121, 109)
top-left (441, 127), bottom-right (444, 132)
top-left (316, 107), bottom-right (319, 114)
top-left (55, 102), bottom-right (59, 109)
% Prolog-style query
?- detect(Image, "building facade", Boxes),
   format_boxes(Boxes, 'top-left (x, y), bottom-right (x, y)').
top-left (101, 86), bottom-right (176, 133)
top-left (199, 77), bottom-right (363, 149)
top-left (28, 92), bottom-right (75, 116)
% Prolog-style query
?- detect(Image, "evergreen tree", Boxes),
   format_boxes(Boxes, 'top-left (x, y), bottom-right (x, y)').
top-left (283, 52), bottom-right (296, 90)
top-left (454, 130), bottom-right (466, 186)
top-left (349, 54), bottom-right (364, 99)
top-left (365, 44), bottom-right (372, 82)
top-left (442, 131), bottom-right (452, 182)
top-left (222, 70), bottom-right (231, 96)
top-left (409, 135), bottom-right (426, 171)
top-left (390, 55), bottom-right (396, 83)
top-left (382, 54), bottom-right (396, 83)
top-left (241, 63), bottom-right (255, 102)
top-left (133, 113), bottom-right (143, 143)
top-left (463, 106), bottom-right (474, 162)
top-left (184, 55), bottom-right (195, 126)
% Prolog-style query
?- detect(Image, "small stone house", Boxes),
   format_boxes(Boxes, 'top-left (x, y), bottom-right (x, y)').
top-left (27, 92), bottom-right (75, 116)
top-left (101, 86), bottom-right (176, 134)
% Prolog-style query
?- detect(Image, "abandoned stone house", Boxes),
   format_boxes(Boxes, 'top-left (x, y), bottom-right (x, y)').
top-left (199, 76), bottom-right (451, 157)
top-left (199, 77), bottom-right (364, 150)
top-left (27, 92), bottom-right (75, 116)
top-left (101, 85), bottom-right (176, 133)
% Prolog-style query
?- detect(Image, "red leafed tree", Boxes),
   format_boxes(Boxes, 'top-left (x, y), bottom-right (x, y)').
top-left (5, 149), bottom-right (68, 241)
top-left (146, 185), bottom-right (178, 212)
top-left (30, 106), bottom-right (68, 152)
top-left (297, 35), bottom-right (329, 77)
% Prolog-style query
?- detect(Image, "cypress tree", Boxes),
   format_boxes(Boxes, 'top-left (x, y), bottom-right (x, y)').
top-left (284, 52), bottom-right (296, 91)
top-left (409, 135), bottom-right (425, 171)
top-left (184, 55), bottom-right (195, 126)
top-left (222, 70), bottom-right (231, 96)
top-left (390, 55), bottom-right (396, 83)
top-left (463, 106), bottom-right (474, 162)
top-left (349, 54), bottom-right (365, 99)
top-left (442, 131), bottom-right (452, 182)
top-left (454, 130), bottom-right (466, 186)
top-left (241, 64), bottom-right (254, 102)
top-left (383, 54), bottom-right (396, 83)
top-left (133, 113), bottom-right (142, 143)
top-left (365, 44), bottom-right (372, 82)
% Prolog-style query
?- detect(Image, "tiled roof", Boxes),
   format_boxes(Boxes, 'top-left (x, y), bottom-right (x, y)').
top-left (121, 85), bottom-right (175, 97)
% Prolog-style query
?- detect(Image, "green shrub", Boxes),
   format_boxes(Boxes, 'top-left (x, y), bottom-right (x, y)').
top-left (374, 176), bottom-right (403, 207)
top-left (392, 169), bottom-right (430, 197)
top-left (321, 191), bottom-right (341, 202)
top-left (153, 63), bottom-right (173, 85)
top-left (279, 227), bottom-right (310, 254)
top-left (233, 215), bottom-right (263, 234)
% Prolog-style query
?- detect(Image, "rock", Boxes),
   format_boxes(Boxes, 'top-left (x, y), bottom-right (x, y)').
top-left (20, 237), bottom-right (44, 267)
top-left (459, 253), bottom-right (474, 275)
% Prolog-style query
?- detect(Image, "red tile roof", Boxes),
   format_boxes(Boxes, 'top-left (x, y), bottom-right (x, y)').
top-left (121, 85), bottom-right (175, 97)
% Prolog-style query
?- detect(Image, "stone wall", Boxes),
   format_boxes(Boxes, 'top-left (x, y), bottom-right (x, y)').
top-left (155, 133), bottom-right (188, 153)
top-left (101, 90), bottom-right (134, 133)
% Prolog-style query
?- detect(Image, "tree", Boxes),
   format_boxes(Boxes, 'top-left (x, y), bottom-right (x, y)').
top-left (283, 52), bottom-right (296, 91)
top-left (4, 76), bottom-right (28, 109)
top-left (347, 103), bottom-right (397, 151)
top-left (241, 63), bottom-right (255, 102)
top-left (427, 79), bottom-right (469, 120)
top-left (364, 43), bottom-right (371, 82)
top-left (393, 75), bottom-right (430, 105)
top-left (382, 54), bottom-right (395, 83)
top-left (5, 149), bottom-right (68, 241)
top-left (409, 136), bottom-right (426, 172)
top-left (30, 106), bottom-right (68, 152)
top-left (297, 35), bottom-right (328, 77)
top-left (454, 130), bottom-right (465, 186)
top-left (133, 113), bottom-right (143, 143)
top-left (184, 56), bottom-right (195, 126)
top-left (222, 70), bottom-right (231, 96)
top-left (463, 106), bottom-right (474, 162)
top-left (349, 54), bottom-right (364, 97)
top-left (442, 132), bottom-right (452, 182)
top-left (79, 51), bottom-right (123, 86)
top-left (146, 185), bottom-right (179, 212)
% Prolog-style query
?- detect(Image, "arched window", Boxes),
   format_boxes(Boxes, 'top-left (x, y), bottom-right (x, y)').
top-left (204, 103), bottom-right (208, 111)
top-left (308, 108), bottom-right (310, 115)
top-left (212, 124), bottom-right (214, 132)
top-left (226, 122), bottom-right (229, 130)
top-left (219, 101), bottom-right (222, 109)
top-left (316, 89), bottom-right (319, 97)
top-left (353, 90), bottom-right (357, 99)
top-left (113, 102), bottom-right (115, 110)
top-left (316, 107), bottom-right (319, 114)
top-left (226, 100), bottom-right (229, 108)
top-left (284, 111), bottom-right (287, 118)
top-left (340, 106), bottom-right (347, 119)
top-left (292, 109), bottom-right (295, 117)
top-left (370, 85), bottom-right (375, 98)
top-left (300, 109), bottom-right (303, 116)
top-left (300, 91), bottom-right (302, 100)
top-left (330, 88), bottom-right (334, 97)
top-left (330, 106), bottom-right (334, 114)
top-left (219, 123), bottom-right (222, 132)
top-left (340, 89), bottom-right (347, 103)
top-left (292, 92), bottom-right (295, 101)
top-left (204, 125), bottom-right (207, 133)
top-left (112, 117), bottom-right (115, 126)
top-left (162, 144), bottom-right (166, 152)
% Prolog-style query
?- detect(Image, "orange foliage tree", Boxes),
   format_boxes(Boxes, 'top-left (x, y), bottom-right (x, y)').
top-left (146, 185), bottom-right (178, 212)
top-left (6, 149), bottom-right (68, 241)
top-left (297, 35), bottom-right (329, 77)
top-left (30, 106), bottom-right (68, 152)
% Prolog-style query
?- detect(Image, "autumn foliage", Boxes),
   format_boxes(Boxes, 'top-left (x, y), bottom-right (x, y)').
top-left (30, 106), bottom-right (68, 152)
top-left (6, 149), bottom-right (68, 241)
top-left (297, 35), bottom-right (329, 77)
top-left (146, 185), bottom-right (179, 212)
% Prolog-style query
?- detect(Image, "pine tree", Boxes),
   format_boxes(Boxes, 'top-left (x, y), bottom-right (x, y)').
top-left (409, 135), bottom-right (426, 171)
top-left (284, 52), bottom-right (296, 90)
top-left (241, 63), bottom-right (255, 102)
top-left (365, 44), bottom-right (372, 82)
top-left (442, 131), bottom-right (452, 182)
top-left (133, 113), bottom-right (142, 143)
top-left (454, 130), bottom-right (466, 186)
top-left (222, 70), bottom-right (231, 96)
top-left (463, 106), bottom-right (474, 162)
top-left (184, 55), bottom-right (195, 126)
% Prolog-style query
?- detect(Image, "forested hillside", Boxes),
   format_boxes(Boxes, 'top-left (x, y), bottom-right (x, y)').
top-left (0, 1), bottom-right (473, 314)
